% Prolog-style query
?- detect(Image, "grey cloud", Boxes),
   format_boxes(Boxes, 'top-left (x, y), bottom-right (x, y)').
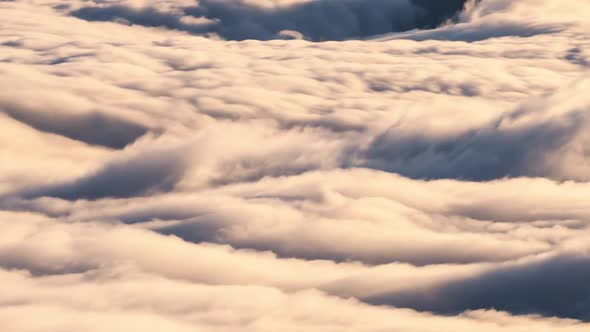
top-left (368, 254), bottom-right (590, 321)
top-left (0, 255), bottom-right (95, 276)
top-left (25, 148), bottom-right (187, 200)
top-left (71, 0), bottom-right (470, 41)
top-left (71, 5), bottom-right (211, 35)
top-left (564, 48), bottom-right (590, 67)
top-left (1, 106), bottom-right (148, 149)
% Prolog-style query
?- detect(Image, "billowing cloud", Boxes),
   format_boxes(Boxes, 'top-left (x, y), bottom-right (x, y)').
top-left (357, 79), bottom-right (590, 181)
top-left (1, 0), bottom-right (590, 330)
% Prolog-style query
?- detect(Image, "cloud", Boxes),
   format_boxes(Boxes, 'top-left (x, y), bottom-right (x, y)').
top-left (24, 145), bottom-right (188, 200)
top-left (71, 0), bottom-right (471, 41)
top-left (2, 265), bottom-right (590, 332)
top-left (368, 253), bottom-right (590, 321)
top-left (4, 168), bottom-right (589, 269)
top-left (1, 0), bottom-right (590, 330)
top-left (1, 105), bottom-right (148, 149)
top-left (70, 5), bottom-right (212, 35)
top-left (379, 20), bottom-right (565, 42)
top-left (356, 79), bottom-right (590, 181)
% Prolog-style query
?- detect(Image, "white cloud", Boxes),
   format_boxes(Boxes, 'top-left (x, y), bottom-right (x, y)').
top-left (1, 0), bottom-right (590, 330)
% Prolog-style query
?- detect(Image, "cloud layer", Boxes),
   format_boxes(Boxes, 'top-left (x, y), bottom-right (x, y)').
top-left (1, 0), bottom-right (590, 331)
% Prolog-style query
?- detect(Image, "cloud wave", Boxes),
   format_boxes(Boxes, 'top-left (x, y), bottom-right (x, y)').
top-left (1, 0), bottom-right (590, 330)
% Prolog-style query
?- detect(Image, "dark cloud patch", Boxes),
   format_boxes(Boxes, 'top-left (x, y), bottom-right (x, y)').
top-left (356, 109), bottom-right (585, 181)
top-left (154, 218), bottom-right (226, 244)
top-left (1, 39), bottom-right (22, 47)
top-left (450, 203), bottom-right (587, 225)
top-left (118, 209), bottom-right (205, 225)
top-left (0, 257), bottom-right (95, 276)
top-left (1, 106), bottom-right (148, 149)
top-left (71, 0), bottom-right (470, 41)
top-left (281, 117), bottom-right (368, 133)
top-left (564, 48), bottom-right (590, 67)
top-left (26, 150), bottom-right (187, 200)
top-left (368, 254), bottom-right (590, 321)
top-left (71, 5), bottom-right (211, 34)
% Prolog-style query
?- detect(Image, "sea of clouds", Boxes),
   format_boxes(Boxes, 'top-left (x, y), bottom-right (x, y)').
top-left (1, 0), bottom-right (590, 330)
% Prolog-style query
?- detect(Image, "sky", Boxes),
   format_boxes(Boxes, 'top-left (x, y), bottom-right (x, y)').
top-left (1, 0), bottom-right (590, 331)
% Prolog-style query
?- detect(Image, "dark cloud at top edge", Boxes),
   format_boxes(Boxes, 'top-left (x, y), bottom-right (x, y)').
top-left (70, 0), bottom-right (471, 41)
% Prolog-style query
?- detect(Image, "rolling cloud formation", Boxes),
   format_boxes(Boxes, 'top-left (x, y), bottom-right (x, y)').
top-left (1, 0), bottom-right (590, 331)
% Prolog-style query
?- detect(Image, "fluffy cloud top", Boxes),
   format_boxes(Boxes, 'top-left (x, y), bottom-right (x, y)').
top-left (1, 0), bottom-right (590, 331)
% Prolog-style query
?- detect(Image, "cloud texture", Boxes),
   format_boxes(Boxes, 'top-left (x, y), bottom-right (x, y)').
top-left (1, 0), bottom-right (590, 330)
